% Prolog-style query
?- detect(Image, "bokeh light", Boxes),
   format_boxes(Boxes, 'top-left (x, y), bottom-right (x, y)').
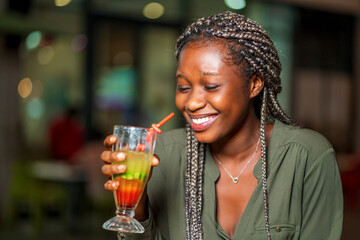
top-left (55, 0), bottom-right (72, 7)
top-left (37, 45), bottom-right (54, 65)
top-left (27, 98), bottom-right (45, 119)
top-left (18, 77), bottom-right (33, 98)
top-left (224, 0), bottom-right (246, 10)
top-left (143, 2), bottom-right (165, 19)
top-left (26, 31), bottom-right (42, 50)
top-left (71, 34), bottom-right (88, 52)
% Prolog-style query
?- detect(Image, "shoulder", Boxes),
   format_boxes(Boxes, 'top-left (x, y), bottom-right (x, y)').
top-left (157, 128), bottom-right (186, 145)
top-left (151, 128), bottom-right (187, 179)
top-left (155, 128), bottom-right (186, 155)
top-left (274, 120), bottom-right (334, 160)
top-left (156, 128), bottom-right (186, 149)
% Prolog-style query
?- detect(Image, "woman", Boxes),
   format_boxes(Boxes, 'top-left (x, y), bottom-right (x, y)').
top-left (101, 12), bottom-right (343, 240)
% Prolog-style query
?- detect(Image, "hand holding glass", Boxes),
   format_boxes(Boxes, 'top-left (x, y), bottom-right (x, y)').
top-left (102, 125), bottom-right (157, 233)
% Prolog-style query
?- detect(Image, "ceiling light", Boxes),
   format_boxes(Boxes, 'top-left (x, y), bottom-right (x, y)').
top-left (143, 2), bottom-right (164, 19)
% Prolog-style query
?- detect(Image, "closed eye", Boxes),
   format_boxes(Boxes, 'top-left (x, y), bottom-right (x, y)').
top-left (177, 84), bottom-right (190, 92)
top-left (204, 85), bottom-right (220, 91)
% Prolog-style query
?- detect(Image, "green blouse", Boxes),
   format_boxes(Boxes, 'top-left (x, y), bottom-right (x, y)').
top-left (120, 120), bottom-right (343, 239)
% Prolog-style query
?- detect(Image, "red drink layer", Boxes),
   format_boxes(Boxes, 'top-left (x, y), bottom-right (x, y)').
top-left (112, 151), bottom-right (152, 210)
top-left (115, 177), bottom-right (143, 208)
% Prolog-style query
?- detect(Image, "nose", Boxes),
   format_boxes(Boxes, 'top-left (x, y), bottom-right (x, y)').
top-left (186, 92), bottom-right (206, 112)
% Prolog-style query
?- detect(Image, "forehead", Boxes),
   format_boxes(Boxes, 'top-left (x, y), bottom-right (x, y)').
top-left (178, 40), bottom-right (229, 66)
top-left (177, 39), bottom-right (244, 77)
top-left (177, 42), bottom-right (224, 72)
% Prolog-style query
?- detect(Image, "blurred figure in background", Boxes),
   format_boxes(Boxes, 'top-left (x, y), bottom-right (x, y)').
top-left (48, 107), bottom-right (84, 163)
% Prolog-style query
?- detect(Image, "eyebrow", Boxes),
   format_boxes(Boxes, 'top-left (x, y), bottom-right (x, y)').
top-left (201, 72), bottom-right (218, 77)
top-left (176, 73), bottom-right (186, 79)
top-left (176, 71), bottom-right (218, 80)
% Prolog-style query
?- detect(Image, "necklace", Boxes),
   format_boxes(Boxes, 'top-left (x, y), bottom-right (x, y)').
top-left (212, 138), bottom-right (260, 183)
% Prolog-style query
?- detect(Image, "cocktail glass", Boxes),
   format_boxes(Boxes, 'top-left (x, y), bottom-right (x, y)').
top-left (102, 125), bottom-right (157, 233)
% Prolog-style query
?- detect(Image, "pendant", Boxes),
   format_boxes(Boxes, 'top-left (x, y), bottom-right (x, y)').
top-left (232, 177), bottom-right (239, 183)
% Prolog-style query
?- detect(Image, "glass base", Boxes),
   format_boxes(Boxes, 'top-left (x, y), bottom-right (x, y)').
top-left (102, 215), bottom-right (145, 233)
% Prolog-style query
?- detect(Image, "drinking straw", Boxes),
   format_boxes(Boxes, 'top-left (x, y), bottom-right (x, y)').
top-left (150, 112), bottom-right (175, 134)
top-left (137, 113), bottom-right (175, 152)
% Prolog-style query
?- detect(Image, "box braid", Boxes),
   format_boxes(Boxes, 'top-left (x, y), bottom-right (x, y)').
top-left (177, 12), bottom-right (297, 240)
top-left (185, 124), bottom-right (205, 240)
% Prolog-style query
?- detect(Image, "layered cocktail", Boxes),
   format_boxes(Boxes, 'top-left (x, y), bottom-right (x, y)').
top-left (113, 151), bottom-right (152, 209)
top-left (102, 126), bottom-right (156, 233)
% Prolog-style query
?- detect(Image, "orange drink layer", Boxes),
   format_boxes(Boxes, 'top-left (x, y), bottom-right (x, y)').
top-left (112, 151), bottom-right (153, 210)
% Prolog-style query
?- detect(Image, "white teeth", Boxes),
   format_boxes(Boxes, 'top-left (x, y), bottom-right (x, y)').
top-left (192, 117), bottom-right (213, 124)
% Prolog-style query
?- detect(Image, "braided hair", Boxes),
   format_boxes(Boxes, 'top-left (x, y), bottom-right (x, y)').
top-left (176, 12), bottom-right (297, 240)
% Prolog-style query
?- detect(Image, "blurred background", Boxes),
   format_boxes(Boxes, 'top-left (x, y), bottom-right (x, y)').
top-left (0, 0), bottom-right (359, 239)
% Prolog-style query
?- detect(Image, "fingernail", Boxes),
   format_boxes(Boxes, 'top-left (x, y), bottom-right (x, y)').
top-left (116, 152), bottom-right (125, 159)
top-left (112, 182), bottom-right (118, 188)
top-left (110, 136), bottom-right (116, 142)
top-left (117, 165), bottom-right (125, 171)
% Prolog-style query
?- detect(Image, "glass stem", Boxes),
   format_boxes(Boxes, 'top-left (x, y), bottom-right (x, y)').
top-left (116, 209), bottom-right (135, 218)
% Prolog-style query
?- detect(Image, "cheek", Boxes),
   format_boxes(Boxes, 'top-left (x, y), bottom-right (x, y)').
top-left (209, 92), bottom-right (232, 111)
top-left (175, 94), bottom-right (185, 112)
top-left (211, 90), bottom-right (249, 116)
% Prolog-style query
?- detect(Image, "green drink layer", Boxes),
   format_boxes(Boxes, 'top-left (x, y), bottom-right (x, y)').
top-left (113, 151), bottom-right (153, 182)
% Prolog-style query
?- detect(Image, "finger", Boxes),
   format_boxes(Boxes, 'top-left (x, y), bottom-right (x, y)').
top-left (147, 154), bottom-right (160, 181)
top-left (101, 164), bottom-right (127, 177)
top-left (151, 154), bottom-right (160, 167)
top-left (111, 152), bottom-right (126, 162)
top-left (104, 135), bottom-right (117, 149)
top-left (101, 151), bottom-right (126, 163)
top-left (104, 180), bottom-right (119, 191)
top-left (101, 150), bottom-right (112, 163)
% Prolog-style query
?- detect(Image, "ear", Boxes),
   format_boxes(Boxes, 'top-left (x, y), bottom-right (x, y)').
top-left (249, 75), bottom-right (264, 99)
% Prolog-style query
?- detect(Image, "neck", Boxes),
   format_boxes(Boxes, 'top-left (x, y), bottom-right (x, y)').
top-left (210, 115), bottom-right (261, 162)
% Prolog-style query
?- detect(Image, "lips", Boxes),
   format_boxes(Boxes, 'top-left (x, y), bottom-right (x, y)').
top-left (189, 114), bottom-right (218, 131)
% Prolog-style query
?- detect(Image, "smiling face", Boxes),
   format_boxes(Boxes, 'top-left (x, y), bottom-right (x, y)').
top-left (175, 40), bottom-right (263, 144)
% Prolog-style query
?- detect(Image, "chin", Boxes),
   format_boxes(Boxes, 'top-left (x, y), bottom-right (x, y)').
top-left (192, 131), bottom-right (216, 144)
